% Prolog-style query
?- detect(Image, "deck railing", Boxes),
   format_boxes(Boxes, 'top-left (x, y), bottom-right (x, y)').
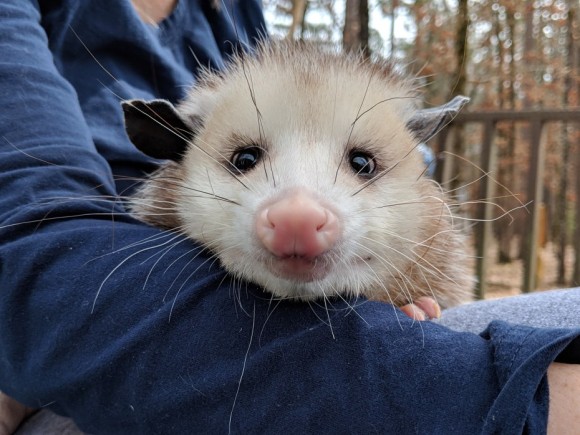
top-left (437, 108), bottom-right (580, 298)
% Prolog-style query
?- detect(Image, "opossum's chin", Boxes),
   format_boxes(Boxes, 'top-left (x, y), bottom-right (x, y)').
top-left (267, 256), bottom-right (331, 282)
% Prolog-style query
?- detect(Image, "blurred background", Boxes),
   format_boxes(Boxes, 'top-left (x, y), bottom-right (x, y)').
top-left (262, 0), bottom-right (580, 299)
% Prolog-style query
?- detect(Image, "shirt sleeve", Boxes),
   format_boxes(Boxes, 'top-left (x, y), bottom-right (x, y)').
top-left (1, 2), bottom-right (579, 435)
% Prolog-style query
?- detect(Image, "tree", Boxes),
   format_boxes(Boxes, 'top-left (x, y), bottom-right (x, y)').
top-left (264, 0), bottom-right (580, 292)
top-left (343, 0), bottom-right (370, 56)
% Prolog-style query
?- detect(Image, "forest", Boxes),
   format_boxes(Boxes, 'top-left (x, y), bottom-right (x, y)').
top-left (263, 0), bottom-right (580, 298)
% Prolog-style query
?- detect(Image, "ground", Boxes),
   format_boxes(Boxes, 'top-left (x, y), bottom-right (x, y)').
top-left (484, 242), bottom-right (575, 300)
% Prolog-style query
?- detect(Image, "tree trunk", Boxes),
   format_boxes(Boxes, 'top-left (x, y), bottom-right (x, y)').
top-left (517, 2), bottom-right (537, 263)
top-left (287, 0), bottom-right (308, 40)
top-left (555, 5), bottom-right (575, 284)
top-left (343, 0), bottom-right (370, 56)
top-left (454, 0), bottom-right (469, 98)
top-left (447, 0), bottom-right (469, 193)
top-left (571, 3), bottom-right (580, 284)
top-left (497, 3), bottom-right (518, 264)
top-left (390, 0), bottom-right (398, 56)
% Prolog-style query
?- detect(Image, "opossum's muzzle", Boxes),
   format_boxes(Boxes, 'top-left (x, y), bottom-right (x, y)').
top-left (255, 191), bottom-right (340, 281)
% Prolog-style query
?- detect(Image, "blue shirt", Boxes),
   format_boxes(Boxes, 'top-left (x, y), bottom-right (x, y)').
top-left (0, 1), bottom-right (579, 433)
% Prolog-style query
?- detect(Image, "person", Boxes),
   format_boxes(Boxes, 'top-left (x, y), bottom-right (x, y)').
top-left (0, 1), bottom-right (579, 433)
top-left (417, 142), bottom-right (437, 178)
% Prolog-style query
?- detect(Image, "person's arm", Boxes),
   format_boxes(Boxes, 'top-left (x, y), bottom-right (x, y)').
top-left (548, 363), bottom-right (580, 434)
top-left (0, 392), bottom-right (34, 434)
top-left (0, 1), bottom-right (259, 431)
top-left (1, 2), bottom-right (579, 433)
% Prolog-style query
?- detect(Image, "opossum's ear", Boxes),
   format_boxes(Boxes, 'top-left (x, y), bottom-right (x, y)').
top-left (122, 99), bottom-right (194, 162)
top-left (406, 96), bottom-right (469, 143)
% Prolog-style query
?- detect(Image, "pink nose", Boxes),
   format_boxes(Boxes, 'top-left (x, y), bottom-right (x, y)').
top-left (255, 192), bottom-right (340, 259)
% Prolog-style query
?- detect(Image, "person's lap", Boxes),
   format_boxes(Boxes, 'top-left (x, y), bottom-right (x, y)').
top-left (11, 288), bottom-right (580, 434)
top-left (439, 288), bottom-right (580, 332)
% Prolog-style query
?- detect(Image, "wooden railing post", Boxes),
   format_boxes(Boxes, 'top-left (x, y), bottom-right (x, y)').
top-left (446, 108), bottom-right (580, 296)
top-left (474, 120), bottom-right (497, 299)
top-left (523, 120), bottom-right (547, 292)
top-left (440, 130), bottom-right (457, 188)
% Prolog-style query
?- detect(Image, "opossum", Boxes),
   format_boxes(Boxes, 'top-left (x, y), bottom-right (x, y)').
top-left (122, 42), bottom-right (473, 308)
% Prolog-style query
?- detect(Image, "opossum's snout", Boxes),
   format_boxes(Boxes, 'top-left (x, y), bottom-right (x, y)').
top-left (255, 191), bottom-right (340, 282)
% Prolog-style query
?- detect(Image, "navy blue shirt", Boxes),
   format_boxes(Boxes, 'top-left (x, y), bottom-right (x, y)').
top-left (0, 1), bottom-right (579, 433)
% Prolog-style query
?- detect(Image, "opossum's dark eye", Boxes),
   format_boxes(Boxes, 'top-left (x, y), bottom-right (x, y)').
top-left (231, 147), bottom-right (262, 172)
top-left (349, 151), bottom-right (376, 177)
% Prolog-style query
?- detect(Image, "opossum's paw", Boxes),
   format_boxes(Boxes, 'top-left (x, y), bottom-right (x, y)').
top-left (0, 392), bottom-right (35, 434)
top-left (400, 297), bottom-right (441, 321)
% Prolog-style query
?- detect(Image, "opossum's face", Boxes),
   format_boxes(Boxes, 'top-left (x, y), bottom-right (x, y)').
top-left (124, 44), bottom-right (470, 304)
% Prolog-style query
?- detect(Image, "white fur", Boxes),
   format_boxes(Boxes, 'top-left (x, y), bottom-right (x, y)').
top-left (132, 43), bottom-right (473, 306)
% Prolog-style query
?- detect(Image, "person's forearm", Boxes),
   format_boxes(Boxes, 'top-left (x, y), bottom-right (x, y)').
top-left (0, 392), bottom-right (34, 434)
top-left (548, 362), bottom-right (580, 434)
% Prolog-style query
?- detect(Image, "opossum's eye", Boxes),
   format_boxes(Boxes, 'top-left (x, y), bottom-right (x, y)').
top-left (231, 147), bottom-right (262, 172)
top-left (349, 151), bottom-right (376, 177)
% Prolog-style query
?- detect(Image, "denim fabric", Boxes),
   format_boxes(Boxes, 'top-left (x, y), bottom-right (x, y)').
top-left (0, 1), bottom-right (578, 434)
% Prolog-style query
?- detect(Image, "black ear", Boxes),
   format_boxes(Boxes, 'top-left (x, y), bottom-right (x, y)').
top-left (122, 99), bottom-right (194, 162)
top-left (406, 96), bottom-right (469, 143)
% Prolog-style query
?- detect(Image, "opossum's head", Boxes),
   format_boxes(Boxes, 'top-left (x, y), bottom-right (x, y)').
top-left (123, 43), bottom-right (470, 304)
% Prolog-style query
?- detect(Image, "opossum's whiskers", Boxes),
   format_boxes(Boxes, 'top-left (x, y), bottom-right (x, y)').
top-left (228, 302), bottom-right (255, 435)
top-left (334, 69), bottom-right (374, 184)
top-left (379, 190), bottom-right (523, 226)
top-left (235, 278), bottom-right (254, 322)
top-left (350, 134), bottom-right (425, 197)
top-left (225, 273), bottom-right (240, 314)
top-left (113, 228), bottom-right (184, 253)
top-left (121, 97), bottom-right (255, 192)
top-left (162, 243), bottom-right (206, 287)
top-left (240, 50), bottom-right (276, 187)
top-left (187, 46), bottom-right (211, 74)
top-left (441, 150), bottom-right (527, 209)
top-left (152, 175), bottom-right (241, 205)
top-left (363, 192), bottom-right (525, 227)
top-left (141, 233), bottom-right (190, 291)
top-left (99, 80), bottom-right (254, 193)
top-left (137, 230), bottom-right (188, 266)
top-left (362, 224), bottom-right (468, 257)
top-left (93, 232), bottom-right (189, 313)
top-left (73, 23), bottom-right (250, 192)
top-left (221, 1), bottom-right (274, 188)
top-left (168, 253), bottom-right (216, 321)
top-left (220, 0), bottom-right (252, 53)
top-left (350, 160), bottom-right (402, 196)
top-left (351, 95), bottom-right (418, 126)
top-left (95, 77), bottom-right (186, 143)
top-left (350, 249), bottom-right (401, 305)
top-left (2, 136), bottom-right (60, 166)
top-left (225, 136), bottom-right (274, 193)
top-left (306, 299), bottom-right (334, 336)
top-left (70, 26), bottom-right (118, 83)
top-left (0, 211), bottom-right (125, 231)
top-left (357, 196), bottom-right (447, 213)
top-left (421, 203), bottom-right (530, 223)
top-left (259, 296), bottom-right (283, 347)
top-left (332, 291), bottom-right (370, 326)
top-left (104, 80), bottom-right (247, 182)
top-left (351, 97), bottom-right (467, 197)
top-left (322, 293), bottom-right (336, 340)
top-left (82, 229), bottom-right (186, 275)
top-left (416, 265), bottom-right (438, 306)
top-left (359, 234), bottom-right (461, 290)
top-left (194, 133), bottom-right (265, 192)
top-left (36, 194), bottom-right (125, 204)
top-left (205, 167), bottom-right (229, 215)
top-left (165, 241), bottom-right (241, 321)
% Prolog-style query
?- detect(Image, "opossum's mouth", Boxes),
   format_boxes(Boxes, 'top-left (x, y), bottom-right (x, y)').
top-left (268, 255), bottom-right (331, 282)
